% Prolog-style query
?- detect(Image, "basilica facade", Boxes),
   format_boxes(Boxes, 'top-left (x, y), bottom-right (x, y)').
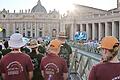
top-left (0, 0), bottom-right (60, 39)
top-left (0, 0), bottom-right (120, 41)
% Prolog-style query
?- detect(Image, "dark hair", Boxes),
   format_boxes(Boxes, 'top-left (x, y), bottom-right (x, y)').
top-left (0, 45), bottom-right (2, 51)
top-left (20, 47), bottom-right (30, 54)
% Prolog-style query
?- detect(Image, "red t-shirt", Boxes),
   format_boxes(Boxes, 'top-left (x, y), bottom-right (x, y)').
top-left (40, 53), bottom-right (68, 80)
top-left (88, 62), bottom-right (120, 80)
top-left (0, 52), bottom-right (33, 80)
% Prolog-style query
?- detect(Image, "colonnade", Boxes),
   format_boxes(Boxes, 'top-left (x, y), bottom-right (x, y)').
top-left (69, 21), bottom-right (120, 41)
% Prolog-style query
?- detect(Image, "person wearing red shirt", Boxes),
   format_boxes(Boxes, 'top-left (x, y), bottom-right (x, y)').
top-left (0, 33), bottom-right (33, 80)
top-left (88, 36), bottom-right (120, 80)
top-left (40, 39), bottom-right (68, 80)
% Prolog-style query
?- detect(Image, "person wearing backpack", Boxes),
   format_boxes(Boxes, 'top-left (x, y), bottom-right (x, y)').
top-left (58, 32), bottom-right (72, 67)
top-left (28, 39), bottom-right (44, 80)
top-left (40, 39), bottom-right (68, 80)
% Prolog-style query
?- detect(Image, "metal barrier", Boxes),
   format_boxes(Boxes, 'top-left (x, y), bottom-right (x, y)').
top-left (68, 41), bottom-right (120, 80)
top-left (69, 47), bottom-right (101, 80)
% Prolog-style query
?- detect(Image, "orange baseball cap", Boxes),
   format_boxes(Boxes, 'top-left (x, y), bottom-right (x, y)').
top-left (100, 36), bottom-right (119, 49)
top-left (49, 39), bottom-right (61, 49)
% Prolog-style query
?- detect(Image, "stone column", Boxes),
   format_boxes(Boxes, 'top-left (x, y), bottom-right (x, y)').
top-left (81, 24), bottom-right (83, 31)
top-left (105, 22), bottom-right (109, 36)
top-left (35, 23), bottom-right (37, 38)
top-left (25, 22), bottom-right (27, 37)
top-left (30, 23), bottom-right (32, 38)
top-left (99, 23), bottom-right (102, 41)
top-left (6, 23), bottom-right (11, 37)
top-left (112, 21), bottom-right (116, 37)
top-left (43, 23), bottom-right (46, 37)
top-left (99, 23), bottom-right (105, 40)
top-left (70, 24), bottom-right (74, 40)
top-left (36, 22), bottom-right (39, 37)
top-left (92, 23), bottom-right (95, 40)
top-left (119, 21), bottom-right (120, 41)
top-left (20, 23), bottom-right (23, 34)
top-left (63, 24), bottom-right (65, 33)
top-left (79, 24), bottom-right (81, 32)
top-left (86, 23), bottom-right (89, 40)
top-left (13, 23), bottom-right (16, 34)
top-left (74, 24), bottom-right (76, 33)
top-left (60, 23), bottom-right (63, 32)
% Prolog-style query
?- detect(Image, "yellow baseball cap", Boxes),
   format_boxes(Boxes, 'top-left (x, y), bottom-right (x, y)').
top-left (100, 36), bottom-right (119, 49)
top-left (49, 39), bottom-right (61, 49)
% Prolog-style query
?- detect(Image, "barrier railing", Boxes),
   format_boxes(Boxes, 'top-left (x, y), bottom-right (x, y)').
top-left (69, 42), bottom-right (101, 80)
top-left (70, 47), bottom-right (101, 80)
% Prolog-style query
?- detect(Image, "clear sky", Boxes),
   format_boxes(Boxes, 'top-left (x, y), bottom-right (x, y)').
top-left (0, 0), bottom-right (117, 14)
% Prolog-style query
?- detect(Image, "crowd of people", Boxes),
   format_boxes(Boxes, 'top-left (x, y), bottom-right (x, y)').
top-left (0, 32), bottom-right (72, 80)
top-left (0, 32), bottom-right (119, 80)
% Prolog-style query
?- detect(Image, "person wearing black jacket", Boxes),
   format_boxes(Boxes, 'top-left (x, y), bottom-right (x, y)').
top-left (28, 39), bottom-right (44, 80)
top-left (58, 33), bottom-right (72, 67)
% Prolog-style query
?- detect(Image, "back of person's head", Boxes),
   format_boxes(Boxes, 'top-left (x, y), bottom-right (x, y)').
top-left (28, 39), bottom-right (40, 49)
top-left (58, 32), bottom-right (67, 39)
top-left (20, 47), bottom-right (31, 54)
top-left (49, 39), bottom-right (61, 54)
top-left (100, 36), bottom-right (119, 50)
top-left (99, 36), bottom-right (119, 62)
top-left (58, 32), bottom-right (67, 43)
top-left (8, 33), bottom-right (26, 49)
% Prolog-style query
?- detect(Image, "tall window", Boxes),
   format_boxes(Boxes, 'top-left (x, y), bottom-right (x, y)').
top-left (39, 31), bottom-right (42, 37)
top-left (2, 29), bottom-right (6, 38)
top-left (33, 33), bottom-right (35, 38)
top-left (23, 33), bottom-right (25, 37)
top-left (52, 29), bottom-right (56, 37)
top-left (27, 31), bottom-right (31, 37)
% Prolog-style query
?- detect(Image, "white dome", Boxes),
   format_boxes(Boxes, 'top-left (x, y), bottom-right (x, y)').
top-left (31, 0), bottom-right (47, 13)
